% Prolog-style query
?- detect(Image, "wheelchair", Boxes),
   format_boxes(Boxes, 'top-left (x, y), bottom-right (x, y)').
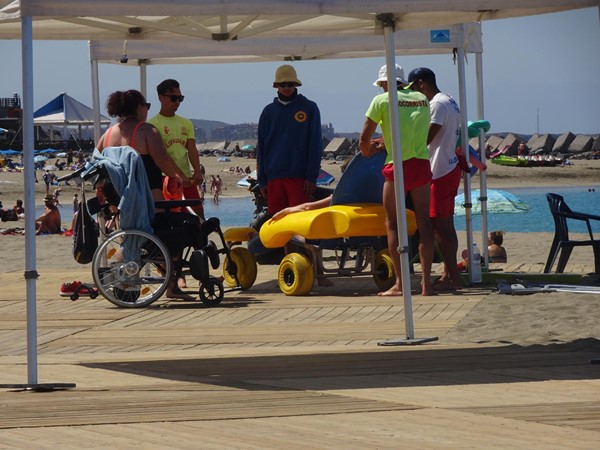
top-left (59, 149), bottom-right (246, 308)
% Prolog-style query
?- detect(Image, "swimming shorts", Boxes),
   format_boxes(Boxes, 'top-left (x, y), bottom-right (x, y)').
top-left (266, 177), bottom-right (310, 215)
top-left (430, 165), bottom-right (461, 218)
top-left (381, 158), bottom-right (432, 194)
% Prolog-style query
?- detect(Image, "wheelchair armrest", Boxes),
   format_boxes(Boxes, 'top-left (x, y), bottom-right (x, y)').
top-left (155, 199), bottom-right (204, 210)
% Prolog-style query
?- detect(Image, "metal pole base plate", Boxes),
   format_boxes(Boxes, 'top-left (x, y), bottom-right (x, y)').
top-left (378, 336), bottom-right (439, 346)
top-left (0, 383), bottom-right (76, 391)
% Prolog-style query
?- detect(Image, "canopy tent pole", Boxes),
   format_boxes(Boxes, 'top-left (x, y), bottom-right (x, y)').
top-left (0, 16), bottom-right (75, 392)
top-left (456, 46), bottom-right (477, 283)
top-left (378, 15), bottom-right (437, 346)
top-left (90, 53), bottom-right (101, 143)
top-left (475, 50), bottom-right (489, 265)
top-left (139, 60), bottom-right (147, 98)
top-left (21, 16), bottom-right (38, 385)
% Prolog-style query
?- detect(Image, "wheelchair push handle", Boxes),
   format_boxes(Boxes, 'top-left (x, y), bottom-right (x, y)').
top-left (56, 163), bottom-right (106, 185)
top-left (56, 165), bottom-right (87, 183)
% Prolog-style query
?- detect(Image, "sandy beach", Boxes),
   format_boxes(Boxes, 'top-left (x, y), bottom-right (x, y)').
top-left (1, 156), bottom-right (599, 348)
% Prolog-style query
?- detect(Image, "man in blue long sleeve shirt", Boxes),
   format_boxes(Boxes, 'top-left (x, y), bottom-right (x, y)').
top-left (257, 65), bottom-right (323, 215)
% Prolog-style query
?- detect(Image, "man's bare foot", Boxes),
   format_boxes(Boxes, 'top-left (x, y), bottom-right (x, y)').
top-left (317, 277), bottom-right (334, 287)
top-left (177, 276), bottom-right (187, 289)
top-left (421, 286), bottom-right (438, 296)
top-left (377, 286), bottom-right (403, 296)
top-left (166, 288), bottom-right (196, 301)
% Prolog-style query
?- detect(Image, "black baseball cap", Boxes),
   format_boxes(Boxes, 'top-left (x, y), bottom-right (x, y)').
top-left (407, 67), bottom-right (436, 84)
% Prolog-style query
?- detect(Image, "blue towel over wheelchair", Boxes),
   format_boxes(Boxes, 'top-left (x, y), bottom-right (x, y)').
top-left (86, 146), bottom-right (155, 234)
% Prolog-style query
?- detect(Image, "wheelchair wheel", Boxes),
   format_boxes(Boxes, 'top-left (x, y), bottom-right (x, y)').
top-left (199, 276), bottom-right (224, 306)
top-left (373, 249), bottom-right (396, 291)
top-left (278, 252), bottom-right (314, 296)
top-left (223, 247), bottom-right (257, 290)
top-left (92, 230), bottom-right (172, 308)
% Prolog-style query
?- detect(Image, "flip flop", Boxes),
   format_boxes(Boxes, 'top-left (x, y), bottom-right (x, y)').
top-left (432, 277), bottom-right (461, 292)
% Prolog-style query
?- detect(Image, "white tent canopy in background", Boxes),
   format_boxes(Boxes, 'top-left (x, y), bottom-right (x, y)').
top-left (34, 92), bottom-right (111, 143)
top-left (34, 92), bottom-right (110, 126)
top-left (2, 0), bottom-right (598, 387)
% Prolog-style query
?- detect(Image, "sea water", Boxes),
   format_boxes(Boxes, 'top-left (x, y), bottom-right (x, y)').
top-left (36, 194), bottom-right (257, 228)
top-left (454, 186), bottom-right (600, 233)
top-left (33, 186), bottom-right (600, 233)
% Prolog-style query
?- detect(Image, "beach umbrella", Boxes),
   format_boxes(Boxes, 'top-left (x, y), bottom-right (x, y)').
top-left (455, 189), bottom-right (529, 216)
top-left (237, 170), bottom-right (257, 187)
top-left (56, 152), bottom-right (68, 157)
top-left (33, 155), bottom-right (48, 163)
top-left (38, 148), bottom-right (59, 154)
top-left (241, 144), bottom-right (255, 151)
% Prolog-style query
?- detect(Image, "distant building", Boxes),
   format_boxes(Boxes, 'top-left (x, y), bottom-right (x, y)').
top-left (0, 93), bottom-right (23, 148)
top-left (211, 123), bottom-right (259, 141)
top-left (0, 93), bottom-right (21, 115)
top-left (207, 121), bottom-right (334, 142)
top-left (322, 122), bottom-right (335, 141)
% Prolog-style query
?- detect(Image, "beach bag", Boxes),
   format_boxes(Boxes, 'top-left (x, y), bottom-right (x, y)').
top-left (73, 192), bottom-right (98, 264)
top-left (0, 209), bottom-right (18, 222)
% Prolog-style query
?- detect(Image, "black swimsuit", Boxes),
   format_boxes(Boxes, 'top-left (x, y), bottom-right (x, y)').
top-left (105, 122), bottom-right (163, 190)
top-left (140, 154), bottom-right (163, 190)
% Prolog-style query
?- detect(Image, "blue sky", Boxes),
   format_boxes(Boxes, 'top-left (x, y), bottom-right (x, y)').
top-left (2, 8), bottom-right (599, 135)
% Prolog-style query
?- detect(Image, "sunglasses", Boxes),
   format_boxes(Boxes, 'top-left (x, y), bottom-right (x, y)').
top-left (144, 102), bottom-right (151, 110)
top-left (163, 94), bottom-right (185, 102)
top-left (277, 82), bottom-right (297, 88)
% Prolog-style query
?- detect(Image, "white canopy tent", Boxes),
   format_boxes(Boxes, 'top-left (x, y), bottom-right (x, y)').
top-left (34, 91), bottom-right (111, 143)
top-left (90, 24), bottom-right (483, 64)
top-left (1, 0), bottom-right (598, 388)
top-left (34, 92), bottom-right (110, 126)
top-left (87, 22), bottom-right (485, 349)
top-left (86, 21), bottom-right (485, 331)
top-left (1, 1), bottom-right (596, 39)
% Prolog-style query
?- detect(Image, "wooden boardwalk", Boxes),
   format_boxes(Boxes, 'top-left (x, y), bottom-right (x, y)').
top-left (1, 262), bottom-right (599, 448)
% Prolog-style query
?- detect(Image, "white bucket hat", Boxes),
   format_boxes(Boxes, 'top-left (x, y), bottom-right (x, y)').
top-left (373, 63), bottom-right (407, 86)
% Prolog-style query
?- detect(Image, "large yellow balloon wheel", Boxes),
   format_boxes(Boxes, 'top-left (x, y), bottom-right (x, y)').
top-left (373, 249), bottom-right (396, 291)
top-left (223, 247), bottom-right (258, 290)
top-left (278, 252), bottom-right (314, 296)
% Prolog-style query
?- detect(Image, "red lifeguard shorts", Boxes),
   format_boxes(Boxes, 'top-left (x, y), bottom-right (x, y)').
top-left (430, 165), bottom-right (461, 218)
top-left (182, 184), bottom-right (202, 201)
top-left (267, 177), bottom-right (310, 215)
top-left (381, 158), bottom-right (432, 194)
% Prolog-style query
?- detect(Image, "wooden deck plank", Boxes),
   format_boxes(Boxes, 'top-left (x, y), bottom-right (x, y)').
top-left (1, 264), bottom-right (599, 447)
top-left (0, 387), bottom-right (416, 429)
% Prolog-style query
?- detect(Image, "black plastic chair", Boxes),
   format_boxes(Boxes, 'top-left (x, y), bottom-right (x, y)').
top-left (544, 193), bottom-right (600, 274)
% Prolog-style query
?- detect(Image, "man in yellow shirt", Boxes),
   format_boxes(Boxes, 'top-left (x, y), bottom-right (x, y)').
top-left (149, 79), bottom-right (204, 218)
top-left (359, 64), bottom-right (435, 297)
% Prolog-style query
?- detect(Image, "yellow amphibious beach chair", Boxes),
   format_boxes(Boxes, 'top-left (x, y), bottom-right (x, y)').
top-left (222, 151), bottom-right (417, 295)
